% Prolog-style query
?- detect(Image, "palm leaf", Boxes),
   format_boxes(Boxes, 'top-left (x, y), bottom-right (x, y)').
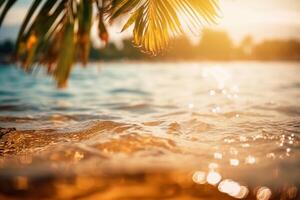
top-left (21, 0), bottom-right (66, 70)
top-left (0, 0), bottom-right (220, 87)
top-left (0, 0), bottom-right (17, 27)
top-left (77, 0), bottom-right (93, 65)
top-left (15, 0), bottom-right (42, 55)
top-left (0, 0), bottom-right (7, 8)
top-left (54, 19), bottom-right (75, 88)
top-left (111, 0), bottom-right (220, 55)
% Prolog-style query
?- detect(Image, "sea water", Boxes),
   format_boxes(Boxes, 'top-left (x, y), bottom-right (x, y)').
top-left (0, 62), bottom-right (299, 199)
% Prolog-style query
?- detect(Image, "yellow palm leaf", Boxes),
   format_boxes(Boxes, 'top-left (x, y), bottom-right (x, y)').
top-left (110, 0), bottom-right (220, 54)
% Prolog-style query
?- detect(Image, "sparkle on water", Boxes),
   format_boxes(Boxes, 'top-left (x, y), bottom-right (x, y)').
top-left (0, 62), bottom-right (299, 199)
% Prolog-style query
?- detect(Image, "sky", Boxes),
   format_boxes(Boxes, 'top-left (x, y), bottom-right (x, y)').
top-left (216, 0), bottom-right (300, 42)
top-left (0, 0), bottom-right (300, 44)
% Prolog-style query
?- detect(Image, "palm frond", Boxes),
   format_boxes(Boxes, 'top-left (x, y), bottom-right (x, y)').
top-left (0, 0), bottom-right (220, 87)
top-left (15, 0), bottom-right (42, 53)
top-left (110, 0), bottom-right (220, 55)
top-left (0, 0), bottom-right (17, 27)
top-left (54, 19), bottom-right (75, 88)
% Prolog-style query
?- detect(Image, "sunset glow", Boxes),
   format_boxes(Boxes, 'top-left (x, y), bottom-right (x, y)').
top-left (0, 0), bottom-right (299, 199)
top-left (1, 0), bottom-right (300, 43)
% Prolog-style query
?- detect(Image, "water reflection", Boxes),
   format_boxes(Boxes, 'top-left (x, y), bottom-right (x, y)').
top-left (206, 171), bottom-right (222, 185)
top-left (230, 147), bottom-right (239, 155)
top-left (209, 90), bottom-right (216, 96)
top-left (0, 63), bottom-right (300, 199)
top-left (192, 168), bottom-right (250, 199)
top-left (230, 159), bottom-right (240, 166)
top-left (192, 171), bottom-right (206, 184)
top-left (256, 187), bottom-right (272, 200)
top-left (218, 179), bottom-right (248, 199)
top-left (74, 151), bottom-right (84, 162)
top-left (14, 176), bottom-right (28, 190)
top-left (214, 152), bottom-right (223, 160)
top-left (287, 186), bottom-right (298, 199)
top-left (245, 155), bottom-right (256, 164)
top-left (208, 163), bottom-right (219, 170)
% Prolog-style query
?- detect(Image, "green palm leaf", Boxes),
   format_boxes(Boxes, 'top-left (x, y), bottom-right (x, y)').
top-left (77, 0), bottom-right (93, 65)
top-left (54, 19), bottom-right (75, 88)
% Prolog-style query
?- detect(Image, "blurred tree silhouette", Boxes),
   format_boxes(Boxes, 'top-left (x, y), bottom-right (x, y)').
top-left (197, 29), bottom-right (234, 60)
top-left (237, 36), bottom-right (253, 60)
top-left (160, 37), bottom-right (197, 60)
top-left (253, 40), bottom-right (300, 61)
top-left (1, 29), bottom-right (300, 62)
top-left (0, 39), bottom-right (14, 63)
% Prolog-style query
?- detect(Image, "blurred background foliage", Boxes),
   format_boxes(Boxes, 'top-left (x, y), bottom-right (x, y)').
top-left (2, 28), bottom-right (300, 63)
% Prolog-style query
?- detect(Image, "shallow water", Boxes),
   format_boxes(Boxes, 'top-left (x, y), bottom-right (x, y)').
top-left (0, 62), bottom-right (299, 200)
